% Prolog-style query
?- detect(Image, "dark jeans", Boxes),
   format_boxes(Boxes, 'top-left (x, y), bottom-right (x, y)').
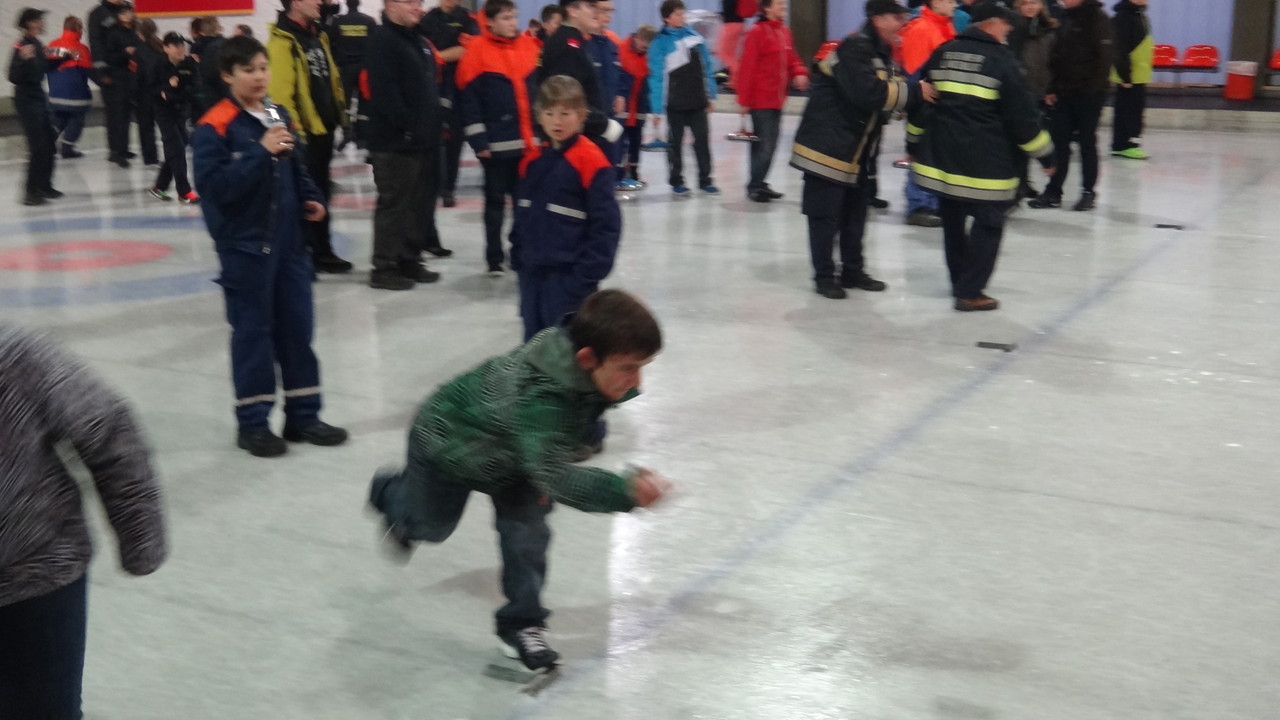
top-left (370, 149), bottom-right (438, 272)
top-left (1043, 92), bottom-right (1103, 197)
top-left (1111, 83), bottom-right (1146, 151)
top-left (481, 155), bottom-right (520, 266)
top-left (441, 105), bottom-right (464, 196)
top-left (15, 96), bottom-right (55, 196)
top-left (939, 198), bottom-right (1009, 299)
top-left (666, 107), bottom-right (712, 188)
top-left (0, 573), bottom-right (88, 719)
top-left (747, 109), bottom-right (781, 191)
top-left (154, 113), bottom-right (191, 195)
top-left (339, 63), bottom-right (361, 143)
top-left (517, 269), bottom-right (596, 341)
top-left (371, 462), bottom-right (553, 634)
top-left (302, 131), bottom-right (337, 257)
top-left (135, 94), bottom-right (159, 165)
top-left (51, 107), bottom-right (88, 152)
top-left (102, 74), bottom-right (132, 159)
top-left (802, 174), bottom-right (868, 282)
top-left (620, 123), bottom-right (642, 176)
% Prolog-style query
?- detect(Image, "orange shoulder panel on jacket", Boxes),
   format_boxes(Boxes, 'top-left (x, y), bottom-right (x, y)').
top-left (606, 30), bottom-right (623, 46)
top-left (197, 98), bottom-right (240, 136)
top-left (564, 136), bottom-right (611, 188)
top-left (519, 145), bottom-right (544, 178)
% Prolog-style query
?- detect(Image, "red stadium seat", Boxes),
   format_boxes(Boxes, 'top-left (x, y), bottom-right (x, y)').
top-left (1269, 49), bottom-right (1280, 71)
top-left (1181, 44), bottom-right (1220, 70)
top-left (1152, 44), bottom-right (1180, 70)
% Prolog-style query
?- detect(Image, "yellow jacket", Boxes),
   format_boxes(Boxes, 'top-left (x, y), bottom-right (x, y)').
top-left (266, 21), bottom-right (347, 138)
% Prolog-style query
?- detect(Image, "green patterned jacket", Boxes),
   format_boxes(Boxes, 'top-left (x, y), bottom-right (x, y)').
top-left (410, 328), bottom-right (638, 513)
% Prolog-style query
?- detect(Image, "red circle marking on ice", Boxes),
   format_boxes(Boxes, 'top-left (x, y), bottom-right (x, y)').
top-left (0, 240), bottom-right (174, 271)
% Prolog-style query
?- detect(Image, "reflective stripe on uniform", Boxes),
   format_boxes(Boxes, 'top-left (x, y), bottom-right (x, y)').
top-left (489, 139), bottom-right (526, 153)
top-left (465, 123), bottom-right (485, 136)
top-left (283, 386), bottom-right (321, 398)
top-left (906, 123), bottom-right (925, 137)
top-left (546, 203), bottom-right (587, 220)
top-left (790, 152), bottom-right (858, 185)
top-left (235, 394), bottom-right (276, 406)
top-left (912, 162), bottom-right (1018, 202)
top-left (1020, 130), bottom-right (1053, 158)
top-left (930, 69), bottom-right (1002, 90)
top-left (934, 80), bottom-right (1000, 100)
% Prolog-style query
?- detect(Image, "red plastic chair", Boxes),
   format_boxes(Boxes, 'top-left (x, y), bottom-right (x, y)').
top-left (1269, 49), bottom-right (1280, 71)
top-left (1181, 44), bottom-right (1220, 70)
top-left (1152, 44), bottom-right (1180, 70)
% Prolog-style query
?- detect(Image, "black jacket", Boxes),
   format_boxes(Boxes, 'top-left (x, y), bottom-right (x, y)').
top-left (134, 43), bottom-right (164, 102)
top-left (104, 22), bottom-right (139, 78)
top-left (1047, 0), bottom-right (1112, 96)
top-left (154, 57), bottom-right (197, 116)
top-left (1110, 0), bottom-right (1149, 84)
top-left (789, 24), bottom-right (917, 187)
top-left (329, 10), bottom-right (377, 68)
top-left (87, 0), bottom-right (119, 74)
top-left (9, 36), bottom-right (65, 102)
top-left (364, 18), bottom-right (443, 152)
top-left (539, 25), bottom-right (603, 113)
top-left (419, 5), bottom-right (478, 96)
top-left (190, 35), bottom-right (227, 117)
top-left (907, 27), bottom-right (1054, 203)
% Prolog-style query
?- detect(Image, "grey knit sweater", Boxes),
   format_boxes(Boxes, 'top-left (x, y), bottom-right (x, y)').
top-left (0, 324), bottom-right (167, 607)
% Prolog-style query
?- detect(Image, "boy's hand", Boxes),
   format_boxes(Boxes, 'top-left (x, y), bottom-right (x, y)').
top-left (475, 149), bottom-right (491, 158)
top-left (169, 76), bottom-right (179, 88)
top-left (629, 468), bottom-right (673, 509)
top-left (260, 124), bottom-right (294, 155)
top-left (303, 201), bottom-right (326, 221)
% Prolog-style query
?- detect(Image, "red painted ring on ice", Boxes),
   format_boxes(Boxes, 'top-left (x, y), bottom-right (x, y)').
top-left (0, 240), bottom-right (173, 271)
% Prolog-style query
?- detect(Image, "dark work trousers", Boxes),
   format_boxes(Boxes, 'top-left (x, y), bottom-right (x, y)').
top-left (1043, 92), bottom-right (1104, 198)
top-left (134, 91), bottom-right (159, 165)
top-left (51, 106), bottom-right (88, 154)
top-left (154, 112), bottom-right (192, 195)
top-left (866, 139), bottom-right (881, 200)
top-left (619, 123), bottom-right (643, 179)
top-left (0, 573), bottom-right (88, 719)
top-left (338, 63), bottom-right (361, 143)
top-left (15, 96), bottom-right (55, 196)
top-left (1111, 83), bottom-right (1146, 152)
top-left (370, 462), bottom-right (553, 635)
top-left (102, 73), bottom-right (133, 159)
top-left (939, 197), bottom-right (1010, 299)
top-left (666, 107), bottom-right (712, 188)
top-left (747, 108), bottom-right (782, 192)
top-left (216, 222), bottom-right (321, 431)
top-left (302, 132), bottom-right (337, 258)
top-left (517, 269), bottom-right (596, 342)
top-left (802, 173), bottom-right (869, 283)
top-left (480, 155), bottom-right (520, 266)
top-left (441, 104), bottom-right (464, 196)
top-left (370, 149), bottom-right (438, 272)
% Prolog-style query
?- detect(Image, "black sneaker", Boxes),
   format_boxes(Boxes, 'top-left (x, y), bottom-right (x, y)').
top-left (398, 261), bottom-right (441, 284)
top-left (487, 261), bottom-right (505, 276)
top-left (1028, 194), bottom-right (1061, 209)
top-left (370, 270), bottom-right (416, 290)
top-left (441, 194), bottom-right (457, 208)
top-left (110, 156), bottom-right (130, 168)
top-left (22, 194), bottom-right (46, 206)
top-left (762, 186), bottom-right (784, 200)
top-left (747, 189), bottom-right (771, 203)
top-left (499, 626), bottom-right (560, 670)
top-left (868, 197), bottom-right (890, 209)
top-left (424, 245), bottom-right (454, 258)
top-left (61, 148), bottom-right (83, 159)
top-left (315, 254), bottom-right (354, 274)
top-left (282, 420), bottom-right (349, 446)
top-left (906, 209), bottom-right (942, 228)
top-left (1073, 191), bottom-right (1096, 211)
top-left (815, 279), bottom-right (847, 299)
top-left (954, 294), bottom-right (999, 312)
top-left (841, 273), bottom-right (887, 292)
top-left (39, 188), bottom-right (63, 199)
top-left (125, 151), bottom-right (137, 159)
top-left (237, 427), bottom-right (287, 457)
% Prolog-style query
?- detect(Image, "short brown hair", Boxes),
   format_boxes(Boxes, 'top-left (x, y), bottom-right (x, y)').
top-left (569, 290), bottom-right (663, 360)
top-left (535, 74), bottom-right (588, 112)
top-left (634, 23), bottom-right (657, 43)
top-left (660, 0), bottom-right (685, 19)
top-left (63, 15), bottom-right (82, 32)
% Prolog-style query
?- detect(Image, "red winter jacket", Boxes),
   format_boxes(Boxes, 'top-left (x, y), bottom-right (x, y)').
top-left (900, 5), bottom-right (956, 75)
top-left (735, 19), bottom-right (807, 111)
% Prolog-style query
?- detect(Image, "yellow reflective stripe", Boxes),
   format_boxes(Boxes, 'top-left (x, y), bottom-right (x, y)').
top-left (1020, 130), bottom-right (1050, 154)
top-left (906, 123), bottom-right (925, 136)
top-left (934, 80), bottom-right (999, 100)
top-left (912, 163), bottom-right (1018, 191)
top-left (883, 79), bottom-right (900, 111)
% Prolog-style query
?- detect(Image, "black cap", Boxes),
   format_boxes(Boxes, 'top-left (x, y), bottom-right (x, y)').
top-left (16, 7), bottom-right (45, 29)
top-left (162, 31), bottom-right (187, 46)
top-left (865, 0), bottom-right (910, 16)
top-left (968, 1), bottom-right (1016, 23)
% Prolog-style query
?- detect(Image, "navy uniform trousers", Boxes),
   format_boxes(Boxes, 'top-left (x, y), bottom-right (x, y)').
top-left (216, 219), bottom-right (322, 431)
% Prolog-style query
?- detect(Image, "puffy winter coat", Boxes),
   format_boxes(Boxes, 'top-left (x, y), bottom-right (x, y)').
top-left (647, 24), bottom-right (717, 113)
top-left (46, 29), bottom-right (94, 110)
top-left (616, 35), bottom-right (651, 125)
top-left (900, 5), bottom-right (956, 75)
top-left (457, 30), bottom-right (540, 159)
top-left (1110, 0), bottom-right (1152, 85)
top-left (1047, 0), bottom-right (1113, 96)
top-left (736, 19), bottom-right (807, 111)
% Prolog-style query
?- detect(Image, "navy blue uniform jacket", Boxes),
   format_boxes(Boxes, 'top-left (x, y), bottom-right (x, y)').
top-left (510, 134), bottom-right (621, 289)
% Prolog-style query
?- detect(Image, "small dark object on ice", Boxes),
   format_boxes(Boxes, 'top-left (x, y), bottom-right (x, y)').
top-left (976, 341), bottom-right (1017, 352)
top-left (1154, 224), bottom-right (1185, 230)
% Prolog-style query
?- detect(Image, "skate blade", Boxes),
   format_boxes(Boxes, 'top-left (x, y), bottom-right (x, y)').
top-left (483, 663), bottom-right (563, 696)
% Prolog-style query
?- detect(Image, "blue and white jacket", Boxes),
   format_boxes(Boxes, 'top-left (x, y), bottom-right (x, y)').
top-left (510, 134), bottom-right (621, 288)
top-left (646, 24), bottom-right (716, 114)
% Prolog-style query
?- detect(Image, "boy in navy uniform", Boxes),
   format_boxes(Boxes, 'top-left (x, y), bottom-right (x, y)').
top-left (149, 32), bottom-right (198, 203)
top-left (537, 0), bottom-right (623, 149)
top-left (368, 289), bottom-right (672, 670)
top-left (511, 75), bottom-right (621, 342)
top-left (9, 8), bottom-right (66, 206)
top-left (192, 36), bottom-right (347, 457)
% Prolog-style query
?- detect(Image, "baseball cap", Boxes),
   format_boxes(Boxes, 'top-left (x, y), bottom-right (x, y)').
top-left (864, 0), bottom-right (911, 16)
top-left (968, 1), bottom-right (1016, 23)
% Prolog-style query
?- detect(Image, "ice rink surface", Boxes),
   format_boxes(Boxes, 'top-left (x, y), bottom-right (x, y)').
top-left (3, 114), bottom-right (1278, 719)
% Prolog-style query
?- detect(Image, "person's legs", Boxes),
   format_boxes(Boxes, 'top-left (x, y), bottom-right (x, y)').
top-left (689, 108), bottom-right (713, 188)
top-left (136, 96), bottom-right (158, 165)
top-left (370, 448), bottom-right (472, 544)
top-left (304, 132), bottom-right (348, 267)
top-left (747, 109), bottom-right (781, 192)
top-left (217, 248), bottom-right (279, 429)
top-left (938, 197), bottom-right (969, 295)
top-left (16, 98), bottom-right (53, 197)
top-left (0, 574), bottom-right (88, 719)
top-left (802, 175), bottom-right (840, 285)
top-left (904, 173), bottom-right (940, 214)
top-left (274, 238), bottom-right (322, 430)
top-left (1132, 84), bottom-right (1147, 146)
top-left (666, 108), bottom-right (689, 188)
top-left (518, 270), bottom-right (548, 341)
top-left (171, 123), bottom-right (192, 196)
top-left (154, 116), bottom-right (179, 192)
top-left (101, 79), bottom-right (125, 159)
top-left (441, 106), bottom-right (465, 201)
top-left (836, 182), bottom-right (870, 280)
top-left (491, 481), bottom-right (554, 635)
top-left (371, 150), bottom-right (417, 274)
top-left (1075, 93), bottom-right (1104, 193)
top-left (622, 123), bottom-right (642, 180)
top-left (954, 201), bottom-right (1007, 299)
top-left (1111, 84), bottom-right (1138, 152)
top-left (1041, 100), bottom-right (1073, 199)
top-left (482, 156), bottom-right (520, 268)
